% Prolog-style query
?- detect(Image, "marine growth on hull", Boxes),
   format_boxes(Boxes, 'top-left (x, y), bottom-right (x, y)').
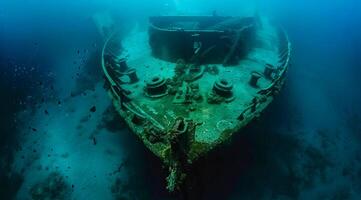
top-left (101, 15), bottom-right (291, 191)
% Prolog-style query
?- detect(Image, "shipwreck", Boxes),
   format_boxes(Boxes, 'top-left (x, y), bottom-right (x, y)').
top-left (101, 15), bottom-right (291, 191)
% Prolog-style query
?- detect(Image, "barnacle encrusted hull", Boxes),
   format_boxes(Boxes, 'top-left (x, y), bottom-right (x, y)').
top-left (101, 15), bottom-right (291, 191)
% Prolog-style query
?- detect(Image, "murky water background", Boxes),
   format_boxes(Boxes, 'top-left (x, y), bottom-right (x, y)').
top-left (1, 0), bottom-right (361, 199)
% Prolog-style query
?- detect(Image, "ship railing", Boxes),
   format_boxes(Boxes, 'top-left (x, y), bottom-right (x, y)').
top-left (258, 26), bottom-right (291, 95)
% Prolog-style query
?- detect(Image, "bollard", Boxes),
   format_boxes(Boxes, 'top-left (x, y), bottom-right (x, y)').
top-left (250, 72), bottom-right (261, 87)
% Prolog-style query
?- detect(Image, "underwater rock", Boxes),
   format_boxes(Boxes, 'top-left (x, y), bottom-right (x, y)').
top-left (30, 172), bottom-right (71, 200)
top-left (92, 136), bottom-right (97, 145)
top-left (90, 105), bottom-right (96, 113)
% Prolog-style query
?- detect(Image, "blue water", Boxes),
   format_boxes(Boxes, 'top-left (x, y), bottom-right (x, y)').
top-left (1, 0), bottom-right (361, 199)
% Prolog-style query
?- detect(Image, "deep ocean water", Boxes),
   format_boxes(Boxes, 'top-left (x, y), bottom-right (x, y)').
top-left (1, 0), bottom-right (361, 199)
